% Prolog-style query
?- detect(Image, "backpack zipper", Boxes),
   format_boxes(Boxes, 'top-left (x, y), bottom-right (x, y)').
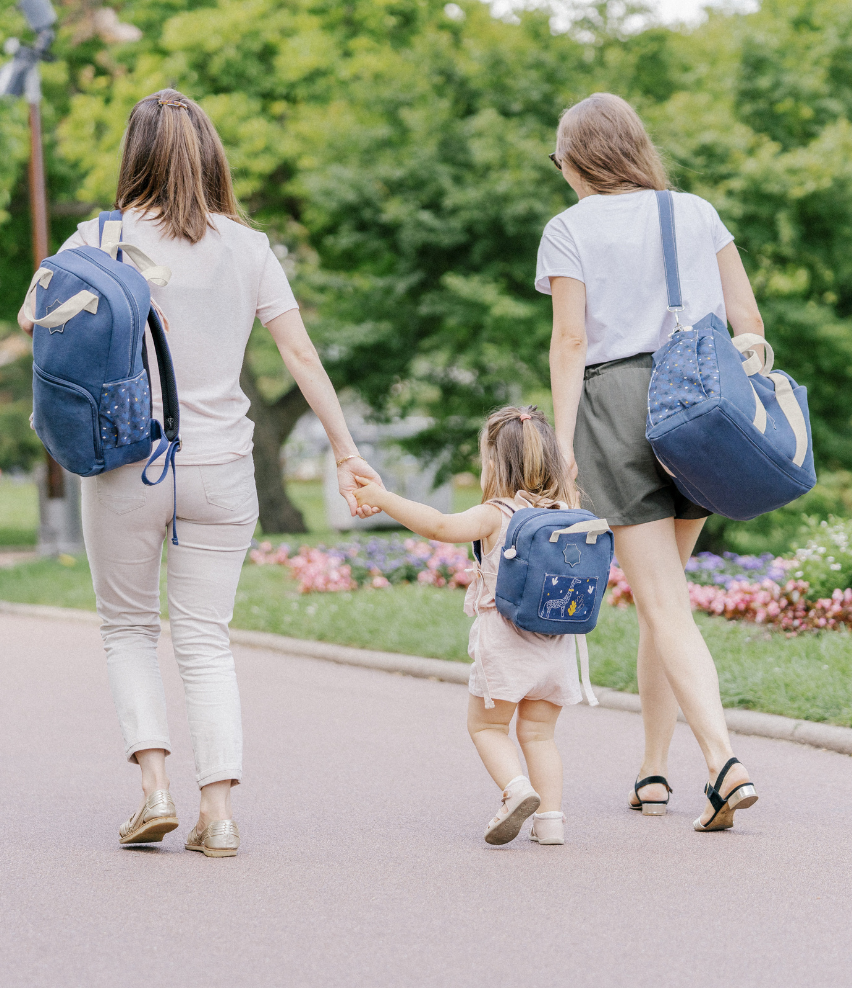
top-left (80, 250), bottom-right (141, 372)
top-left (507, 509), bottom-right (587, 552)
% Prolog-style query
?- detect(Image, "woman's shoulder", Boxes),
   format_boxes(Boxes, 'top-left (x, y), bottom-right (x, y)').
top-left (670, 190), bottom-right (722, 218)
top-left (541, 203), bottom-right (585, 242)
top-left (209, 214), bottom-right (271, 251)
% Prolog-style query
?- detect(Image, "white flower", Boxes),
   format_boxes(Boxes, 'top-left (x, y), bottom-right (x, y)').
top-left (830, 563), bottom-right (842, 571)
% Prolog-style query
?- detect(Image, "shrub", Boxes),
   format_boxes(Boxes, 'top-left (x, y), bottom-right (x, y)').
top-left (789, 517), bottom-right (852, 599)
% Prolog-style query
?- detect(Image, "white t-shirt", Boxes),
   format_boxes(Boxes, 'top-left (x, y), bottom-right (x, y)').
top-left (61, 211), bottom-right (298, 464)
top-left (535, 189), bottom-right (734, 366)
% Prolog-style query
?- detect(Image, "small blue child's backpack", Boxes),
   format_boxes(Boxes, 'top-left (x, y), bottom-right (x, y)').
top-left (472, 495), bottom-right (613, 706)
top-left (645, 191), bottom-right (816, 521)
top-left (25, 211), bottom-right (182, 541)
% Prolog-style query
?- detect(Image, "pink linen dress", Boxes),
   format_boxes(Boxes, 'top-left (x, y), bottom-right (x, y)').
top-left (464, 494), bottom-right (585, 710)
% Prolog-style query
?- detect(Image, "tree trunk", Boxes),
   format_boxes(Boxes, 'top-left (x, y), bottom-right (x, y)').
top-left (240, 364), bottom-right (311, 534)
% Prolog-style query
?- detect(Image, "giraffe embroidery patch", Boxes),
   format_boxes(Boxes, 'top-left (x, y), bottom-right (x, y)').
top-left (538, 574), bottom-right (598, 623)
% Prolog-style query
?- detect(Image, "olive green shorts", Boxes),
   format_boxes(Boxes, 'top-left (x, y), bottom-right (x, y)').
top-left (573, 353), bottom-right (711, 527)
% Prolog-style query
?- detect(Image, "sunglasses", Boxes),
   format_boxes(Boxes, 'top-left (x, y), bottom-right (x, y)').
top-left (549, 152), bottom-right (563, 171)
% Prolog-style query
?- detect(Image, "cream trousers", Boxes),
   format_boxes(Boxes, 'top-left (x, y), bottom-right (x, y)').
top-left (81, 454), bottom-right (258, 788)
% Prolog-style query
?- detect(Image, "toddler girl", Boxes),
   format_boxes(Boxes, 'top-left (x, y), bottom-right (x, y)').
top-left (355, 405), bottom-right (586, 846)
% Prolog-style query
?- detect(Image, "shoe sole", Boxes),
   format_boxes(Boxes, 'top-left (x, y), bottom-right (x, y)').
top-left (120, 816), bottom-right (179, 845)
top-left (184, 842), bottom-right (238, 858)
top-left (485, 795), bottom-right (540, 845)
top-left (530, 836), bottom-right (565, 845)
top-left (629, 798), bottom-right (668, 816)
top-left (694, 788), bottom-right (758, 832)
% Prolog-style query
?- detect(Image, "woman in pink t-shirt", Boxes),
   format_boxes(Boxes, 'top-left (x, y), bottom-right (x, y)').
top-left (18, 90), bottom-right (383, 857)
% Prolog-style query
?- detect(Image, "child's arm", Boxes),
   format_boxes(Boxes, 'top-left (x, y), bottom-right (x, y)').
top-left (354, 478), bottom-right (502, 545)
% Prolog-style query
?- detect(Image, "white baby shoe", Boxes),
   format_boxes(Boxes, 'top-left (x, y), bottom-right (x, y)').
top-left (529, 811), bottom-right (565, 845)
top-left (484, 776), bottom-right (541, 845)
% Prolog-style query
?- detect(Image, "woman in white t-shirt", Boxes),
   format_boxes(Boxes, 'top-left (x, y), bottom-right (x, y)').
top-left (19, 90), bottom-right (383, 856)
top-left (538, 94), bottom-right (762, 831)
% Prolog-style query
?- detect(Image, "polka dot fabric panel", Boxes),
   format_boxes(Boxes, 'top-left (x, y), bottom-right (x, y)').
top-left (99, 370), bottom-right (151, 449)
top-left (647, 332), bottom-right (719, 428)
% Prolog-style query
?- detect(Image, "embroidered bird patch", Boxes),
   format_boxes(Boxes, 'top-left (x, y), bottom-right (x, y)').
top-left (562, 542), bottom-right (581, 567)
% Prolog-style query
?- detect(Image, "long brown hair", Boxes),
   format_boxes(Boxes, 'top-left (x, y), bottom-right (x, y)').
top-left (556, 93), bottom-right (669, 195)
top-left (115, 89), bottom-right (249, 243)
top-left (480, 406), bottom-right (577, 506)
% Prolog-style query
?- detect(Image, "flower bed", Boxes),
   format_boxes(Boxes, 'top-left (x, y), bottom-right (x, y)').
top-left (250, 536), bottom-right (473, 594)
top-left (250, 539), bottom-right (852, 634)
top-left (608, 552), bottom-right (852, 635)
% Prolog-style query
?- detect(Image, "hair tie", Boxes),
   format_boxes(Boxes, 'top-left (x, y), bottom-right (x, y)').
top-left (519, 413), bottom-right (532, 422)
top-left (158, 98), bottom-right (188, 109)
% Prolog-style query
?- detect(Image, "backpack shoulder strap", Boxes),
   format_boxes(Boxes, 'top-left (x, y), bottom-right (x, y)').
top-left (99, 210), bottom-right (123, 262)
top-left (145, 306), bottom-right (180, 442)
top-left (472, 499), bottom-right (516, 564)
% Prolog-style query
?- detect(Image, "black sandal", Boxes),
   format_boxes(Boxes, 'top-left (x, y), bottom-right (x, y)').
top-left (693, 757), bottom-right (758, 832)
top-left (629, 775), bottom-right (673, 817)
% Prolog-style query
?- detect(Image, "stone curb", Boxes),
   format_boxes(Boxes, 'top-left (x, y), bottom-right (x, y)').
top-left (3, 599), bottom-right (851, 756)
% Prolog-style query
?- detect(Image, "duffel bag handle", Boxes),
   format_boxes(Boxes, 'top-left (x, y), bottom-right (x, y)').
top-left (732, 333), bottom-right (774, 376)
top-left (549, 518), bottom-right (611, 545)
top-left (22, 267), bottom-right (99, 328)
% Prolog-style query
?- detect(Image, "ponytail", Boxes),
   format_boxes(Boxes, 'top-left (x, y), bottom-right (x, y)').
top-left (480, 405), bottom-right (577, 506)
top-left (115, 89), bottom-right (249, 243)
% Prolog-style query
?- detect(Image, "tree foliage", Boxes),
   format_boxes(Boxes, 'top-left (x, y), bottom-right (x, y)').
top-left (1, 0), bottom-right (851, 497)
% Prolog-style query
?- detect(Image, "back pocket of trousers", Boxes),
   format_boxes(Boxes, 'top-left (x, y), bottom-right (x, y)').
top-left (200, 458), bottom-right (256, 510)
top-left (33, 365), bottom-right (102, 475)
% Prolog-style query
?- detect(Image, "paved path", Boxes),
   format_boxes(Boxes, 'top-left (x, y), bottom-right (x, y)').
top-left (2, 613), bottom-right (850, 988)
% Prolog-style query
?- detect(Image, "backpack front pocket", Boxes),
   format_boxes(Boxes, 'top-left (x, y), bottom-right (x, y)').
top-left (99, 370), bottom-right (150, 449)
top-left (537, 574), bottom-right (599, 624)
top-left (32, 365), bottom-right (102, 475)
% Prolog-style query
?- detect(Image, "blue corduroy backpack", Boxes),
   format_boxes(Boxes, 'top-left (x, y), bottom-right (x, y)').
top-left (26, 211), bottom-right (182, 542)
top-left (645, 191), bottom-right (816, 521)
top-left (472, 496), bottom-right (613, 706)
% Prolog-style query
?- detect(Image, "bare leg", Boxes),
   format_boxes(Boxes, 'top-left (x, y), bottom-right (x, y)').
top-left (614, 518), bottom-right (752, 824)
top-left (136, 748), bottom-right (169, 797)
top-left (467, 696), bottom-right (522, 789)
top-left (631, 518), bottom-right (706, 805)
top-left (516, 699), bottom-right (563, 811)
top-left (197, 780), bottom-right (233, 832)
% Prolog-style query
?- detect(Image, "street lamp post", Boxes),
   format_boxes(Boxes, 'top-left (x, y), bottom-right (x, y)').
top-left (1, 0), bottom-right (83, 555)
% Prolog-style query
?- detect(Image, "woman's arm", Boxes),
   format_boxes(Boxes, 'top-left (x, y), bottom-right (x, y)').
top-left (265, 308), bottom-right (383, 519)
top-left (354, 480), bottom-right (502, 545)
top-left (717, 242), bottom-right (764, 338)
top-left (549, 276), bottom-right (588, 480)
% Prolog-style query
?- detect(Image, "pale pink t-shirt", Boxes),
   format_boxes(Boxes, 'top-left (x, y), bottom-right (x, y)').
top-left (60, 211), bottom-right (298, 464)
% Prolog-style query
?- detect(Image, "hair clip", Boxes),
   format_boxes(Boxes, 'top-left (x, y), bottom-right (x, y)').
top-left (157, 98), bottom-right (188, 109)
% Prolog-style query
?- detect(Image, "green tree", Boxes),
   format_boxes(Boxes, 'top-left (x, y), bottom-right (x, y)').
top-left (2, 0), bottom-right (851, 540)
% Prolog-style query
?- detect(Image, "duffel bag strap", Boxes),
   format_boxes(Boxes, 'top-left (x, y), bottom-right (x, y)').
top-left (22, 267), bottom-right (99, 328)
top-left (655, 190), bottom-right (690, 330)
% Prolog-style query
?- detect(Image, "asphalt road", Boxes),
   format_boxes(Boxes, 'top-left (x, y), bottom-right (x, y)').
top-left (2, 612), bottom-right (850, 988)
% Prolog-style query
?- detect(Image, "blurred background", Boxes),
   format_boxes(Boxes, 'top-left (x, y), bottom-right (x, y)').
top-left (1, 0), bottom-right (851, 556)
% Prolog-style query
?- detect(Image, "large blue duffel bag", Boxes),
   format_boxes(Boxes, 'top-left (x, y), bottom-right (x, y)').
top-left (645, 191), bottom-right (816, 521)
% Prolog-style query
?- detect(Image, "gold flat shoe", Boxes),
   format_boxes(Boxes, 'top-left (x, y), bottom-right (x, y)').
top-left (185, 819), bottom-right (240, 858)
top-left (119, 789), bottom-right (179, 845)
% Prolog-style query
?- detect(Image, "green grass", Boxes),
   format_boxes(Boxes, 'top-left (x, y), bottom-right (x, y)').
top-left (4, 476), bottom-right (851, 727)
top-left (0, 476), bottom-right (38, 546)
top-left (3, 550), bottom-right (852, 726)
